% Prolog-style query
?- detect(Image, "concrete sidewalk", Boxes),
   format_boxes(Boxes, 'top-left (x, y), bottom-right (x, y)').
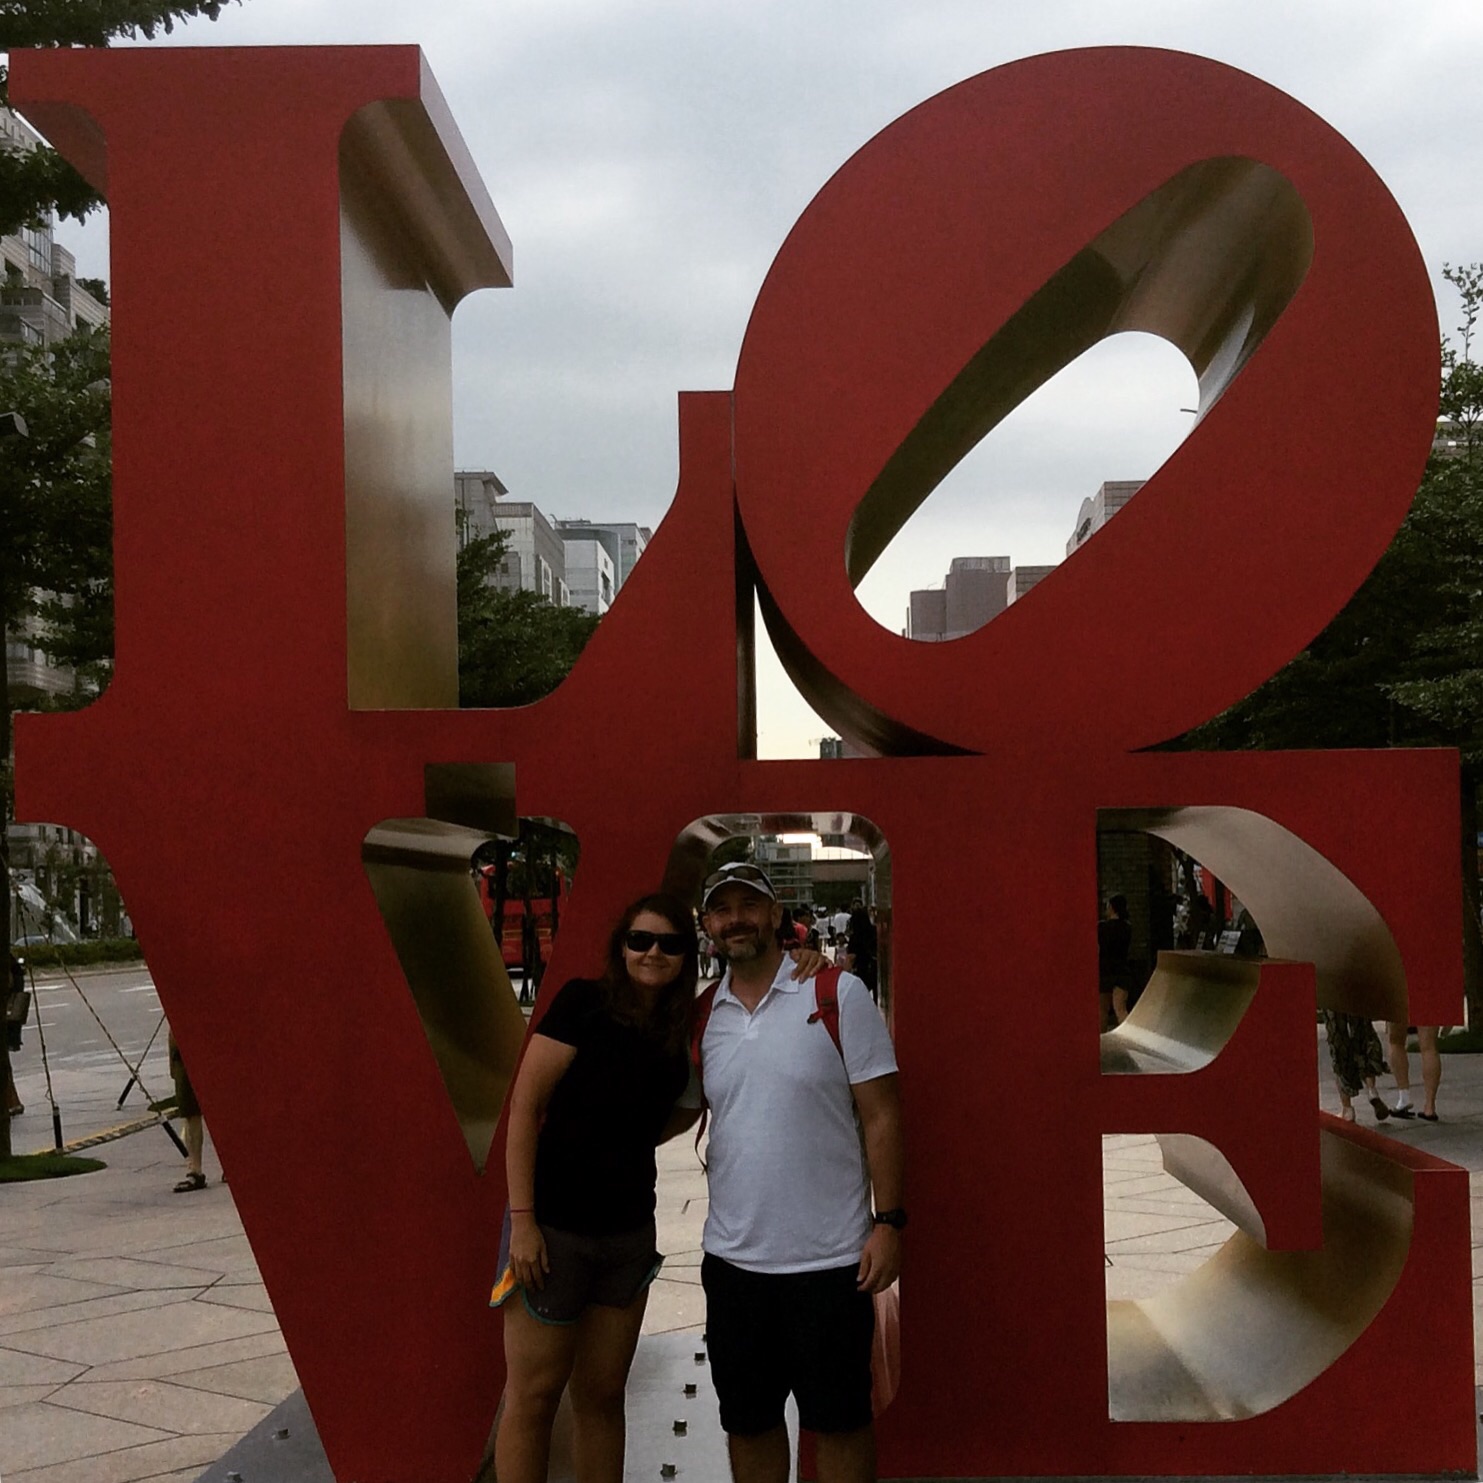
top-left (3, 1023), bottom-right (1483, 1482)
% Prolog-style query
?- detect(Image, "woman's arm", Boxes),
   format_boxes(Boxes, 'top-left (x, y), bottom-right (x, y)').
top-left (504, 1034), bottom-right (577, 1289)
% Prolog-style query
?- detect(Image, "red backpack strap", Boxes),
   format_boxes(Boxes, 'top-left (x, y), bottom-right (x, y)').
top-left (807, 965), bottom-right (845, 1061)
top-left (690, 982), bottom-right (720, 1165)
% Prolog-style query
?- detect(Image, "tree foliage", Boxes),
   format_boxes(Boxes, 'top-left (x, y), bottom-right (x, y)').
top-left (457, 531), bottom-right (601, 708)
top-left (1178, 265), bottom-right (1483, 766)
top-left (1174, 265), bottom-right (1483, 1014)
top-left (0, 323), bottom-right (111, 685)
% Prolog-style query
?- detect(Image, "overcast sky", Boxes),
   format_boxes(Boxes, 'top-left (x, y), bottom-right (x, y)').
top-left (50, 1), bottom-right (1483, 756)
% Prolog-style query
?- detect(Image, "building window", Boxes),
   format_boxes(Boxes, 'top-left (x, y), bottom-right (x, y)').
top-left (539, 559), bottom-right (553, 598)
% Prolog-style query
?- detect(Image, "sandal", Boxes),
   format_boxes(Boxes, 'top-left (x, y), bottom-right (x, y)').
top-left (1417, 1111), bottom-right (1439, 1122)
top-left (1369, 1096), bottom-right (1391, 1121)
top-left (173, 1171), bottom-right (207, 1193)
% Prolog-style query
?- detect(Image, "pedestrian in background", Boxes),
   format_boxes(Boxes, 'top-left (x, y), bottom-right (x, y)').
top-left (1387, 1022), bottom-right (1442, 1122)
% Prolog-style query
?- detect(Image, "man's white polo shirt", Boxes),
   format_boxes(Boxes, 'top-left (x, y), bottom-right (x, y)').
top-left (696, 958), bottom-right (897, 1274)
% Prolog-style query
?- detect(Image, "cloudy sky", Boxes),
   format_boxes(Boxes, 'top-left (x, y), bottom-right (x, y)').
top-left (52, 0), bottom-right (1483, 755)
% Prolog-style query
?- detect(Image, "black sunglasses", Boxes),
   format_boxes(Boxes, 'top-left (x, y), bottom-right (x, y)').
top-left (625, 929), bottom-right (688, 956)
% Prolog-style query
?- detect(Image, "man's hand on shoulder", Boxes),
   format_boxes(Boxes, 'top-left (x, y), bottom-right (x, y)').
top-left (857, 1224), bottom-right (901, 1292)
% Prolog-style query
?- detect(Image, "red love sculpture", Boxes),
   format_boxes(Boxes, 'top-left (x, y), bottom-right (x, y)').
top-left (10, 43), bottom-right (1472, 1483)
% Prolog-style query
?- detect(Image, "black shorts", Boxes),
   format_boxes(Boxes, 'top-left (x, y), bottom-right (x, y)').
top-left (491, 1215), bottom-right (661, 1325)
top-left (701, 1253), bottom-right (874, 1436)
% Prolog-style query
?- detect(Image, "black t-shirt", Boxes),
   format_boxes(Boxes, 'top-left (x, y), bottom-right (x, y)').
top-left (533, 978), bottom-right (690, 1235)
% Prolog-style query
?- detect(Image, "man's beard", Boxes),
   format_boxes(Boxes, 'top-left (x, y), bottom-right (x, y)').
top-left (716, 926), bottom-right (769, 962)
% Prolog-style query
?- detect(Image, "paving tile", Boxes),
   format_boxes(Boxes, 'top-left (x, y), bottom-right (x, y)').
top-left (1103, 1210), bottom-right (1225, 1242)
top-left (162, 1351), bottom-right (299, 1405)
top-left (1105, 1226), bottom-right (1235, 1256)
top-left (1108, 1251), bottom-right (1220, 1274)
top-left (84, 1329), bottom-right (288, 1384)
top-left (0, 1382), bottom-right (67, 1409)
top-left (11, 1212), bottom-right (233, 1260)
top-left (197, 1284), bottom-right (276, 1315)
top-left (6, 1430), bottom-right (236, 1483)
top-left (144, 1234), bottom-right (259, 1275)
top-left (49, 1378), bottom-right (271, 1436)
top-left (0, 1273), bottom-right (130, 1319)
top-left (642, 1279), bottom-right (707, 1335)
top-left (3, 1297), bottom-right (278, 1366)
top-left (1106, 1268), bottom-right (1183, 1301)
top-left (0, 1400), bottom-right (172, 1472)
top-left (0, 1288), bottom-right (194, 1339)
top-left (0, 1245), bottom-right (58, 1269)
top-left (45, 1257), bottom-right (223, 1292)
top-left (665, 1249), bottom-right (703, 1268)
top-left (0, 1347), bottom-right (87, 1385)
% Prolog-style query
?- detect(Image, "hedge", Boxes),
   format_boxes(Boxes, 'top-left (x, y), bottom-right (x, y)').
top-left (13, 938), bottom-right (143, 968)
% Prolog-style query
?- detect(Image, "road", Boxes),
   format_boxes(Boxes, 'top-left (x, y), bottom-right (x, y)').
top-left (8, 962), bottom-right (174, 1147)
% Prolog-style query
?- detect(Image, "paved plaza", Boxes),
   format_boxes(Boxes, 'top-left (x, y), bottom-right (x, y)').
top-left (2, 966), bottom-right (1482, 1481)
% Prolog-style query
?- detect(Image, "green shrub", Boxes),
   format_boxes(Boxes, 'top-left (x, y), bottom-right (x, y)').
top-left (0, 1153), bottom-right (106, 1181)
top-left (15, 938), bottom-right (142, 969)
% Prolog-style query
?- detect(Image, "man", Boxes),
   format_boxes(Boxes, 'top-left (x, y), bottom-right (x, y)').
top-left (695, 861), bottom-right (904, 1483)
top-left (829, 904), bottom-right (851, 948)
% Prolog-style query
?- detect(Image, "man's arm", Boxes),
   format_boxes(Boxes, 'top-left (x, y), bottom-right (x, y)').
top-left (852, 1071), bottom-right (903, 1292)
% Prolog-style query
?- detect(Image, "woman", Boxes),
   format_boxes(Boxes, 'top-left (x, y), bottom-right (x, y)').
top-left (492, 892), bottom-right (697, 1483)
top-left (490, 894), bottom-right (823, 1483)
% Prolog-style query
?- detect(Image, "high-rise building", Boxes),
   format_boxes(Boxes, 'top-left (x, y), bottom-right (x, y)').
top-left (454, 469), bottom-right (509, 548)
top-left (0, 114), bottom-right (108, 351)
top-left (1066, 480), bottom-right (1144, 556)
top-left (453, 471), bottom-right (571, 606)
top-left (561, 534), bottom-right (615, 615)
top-left (490, 502), bottom-right (569, 606)
top-left (1008, 565), bottom-right (1055, 602)
top-left (906, 556), bottom-right (1010, 640)
top-left (555, 519), bottom-right (650, 587)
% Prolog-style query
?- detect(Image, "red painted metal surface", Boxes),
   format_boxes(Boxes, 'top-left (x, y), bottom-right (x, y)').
top-left (10, 43), bottom-right (1473, 1482)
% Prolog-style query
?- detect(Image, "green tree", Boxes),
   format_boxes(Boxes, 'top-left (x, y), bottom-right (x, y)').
top-left (0, 2), bottom-right (238, 233)
top-left (0, 326), bottom-right (111, 1154)
top-left (457, 530), bottom-right (601, 708)
top-left (1177, 264), bottom-right (1483, 1020)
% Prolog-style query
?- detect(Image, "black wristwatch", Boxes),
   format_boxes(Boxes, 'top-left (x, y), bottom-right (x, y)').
top-left (872, 1207), bottom-right (908, 1230)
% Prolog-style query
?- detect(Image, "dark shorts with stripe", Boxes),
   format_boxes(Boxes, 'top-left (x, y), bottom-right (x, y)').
top-left (491, 1213), bottom-right (661, 1325)
top-left (701, 1253), bottom-right (874, 1435)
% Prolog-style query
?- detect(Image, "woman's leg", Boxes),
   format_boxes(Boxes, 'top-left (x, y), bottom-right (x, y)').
top-left (568, 1289), bottom-right (649, 1483)
top-left (496, 1300), bottom-right (579, 1483)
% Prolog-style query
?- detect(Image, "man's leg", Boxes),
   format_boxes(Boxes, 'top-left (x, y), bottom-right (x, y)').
top-left (816, 1426), bottom-right (877, 1483)
top-left (702, 1254), bottom-right (790, 1483)
top-left (727, 1426), bottom-right (790, 1483)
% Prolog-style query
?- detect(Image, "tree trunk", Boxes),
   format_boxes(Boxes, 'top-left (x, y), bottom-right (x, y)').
top-left (1462, 771), bottom-right (1482, 1031)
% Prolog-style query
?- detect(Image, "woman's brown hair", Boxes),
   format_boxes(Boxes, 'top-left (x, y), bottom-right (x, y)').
top-left (597, 892), bottom-right (699, 1057)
